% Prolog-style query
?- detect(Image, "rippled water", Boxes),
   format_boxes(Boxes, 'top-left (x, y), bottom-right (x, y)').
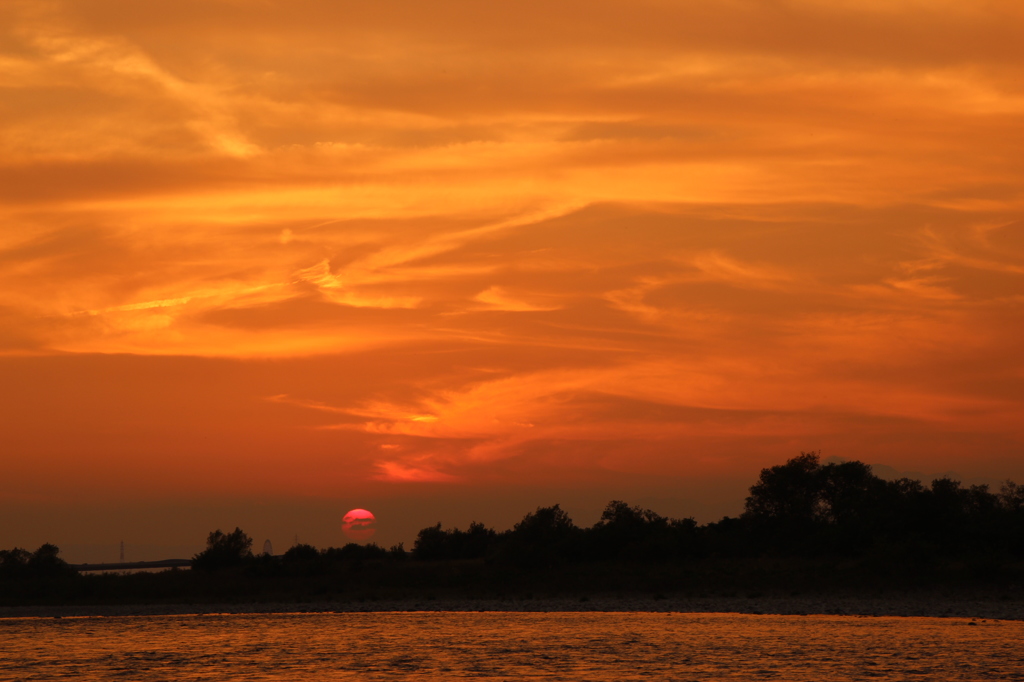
top-left (2, 612), bottom-right (1022, 680)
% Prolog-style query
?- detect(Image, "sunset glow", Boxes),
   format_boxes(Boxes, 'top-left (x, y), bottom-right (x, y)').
top-left (1, 0), bottom-right (1022, 558)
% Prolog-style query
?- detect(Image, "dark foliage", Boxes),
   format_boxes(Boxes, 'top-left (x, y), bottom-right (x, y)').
top-left (191, 528), bottom-right (254, 571)
top-left (498, 505), bottom-right (582, 568)
top-left (0, 544), bottom-right (74, 579)
top-left (4, 453), bottom-right (1023, 606)
top-left (413, 522), bottom-right (497, 561)
top-left (407, 454), bottom-right (1024, 566)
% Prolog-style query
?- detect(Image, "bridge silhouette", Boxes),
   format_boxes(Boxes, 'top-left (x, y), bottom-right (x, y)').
top-left (73, 559), bottom-right (192, 572)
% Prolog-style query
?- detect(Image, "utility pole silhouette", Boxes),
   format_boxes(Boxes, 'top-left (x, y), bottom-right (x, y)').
top-left (119, 540), bottom-right (125, 563)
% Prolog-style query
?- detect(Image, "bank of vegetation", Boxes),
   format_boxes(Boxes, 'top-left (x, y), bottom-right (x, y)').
top-left (3, 453), bottom-right (1023, 606)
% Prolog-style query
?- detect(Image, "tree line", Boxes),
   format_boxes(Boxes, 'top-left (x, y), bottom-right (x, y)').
top-left (4, 453), bottom-right (1023, 586)
top-left (184, 452), bottom-right (1024, 572)
top-left (403, 453), bottom-right (1024, 565)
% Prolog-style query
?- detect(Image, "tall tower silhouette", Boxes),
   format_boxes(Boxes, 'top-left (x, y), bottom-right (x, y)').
top-left (119, 540), bottom-right (125, 563)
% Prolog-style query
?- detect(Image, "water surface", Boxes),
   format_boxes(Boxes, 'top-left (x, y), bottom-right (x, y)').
top-left (2, 612), bottom-right (1021, 680)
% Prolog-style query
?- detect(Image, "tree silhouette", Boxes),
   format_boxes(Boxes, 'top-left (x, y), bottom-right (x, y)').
top-left (0, 544), bottom-right (72, 578)
top-left (501, 504), bottom-right (581, 567)
top-left (191, 528), bottom-right (253, 571)
top-left (413, 521), bottom-right (497, 561)
top-left (743, 452), bottom-right (824, 527)
top-left (999, 481), bottom-right (1024, 512)
top-left (283, 543), bottom-right (320, 563)
top-left (819, 460), bottom-right (882, 525)
top-left (29, 543), bottom-right (73, 576)
top-left (591, 500), bottom-right (674, 561)
top-left (0, 547), bottom-right (31, 579)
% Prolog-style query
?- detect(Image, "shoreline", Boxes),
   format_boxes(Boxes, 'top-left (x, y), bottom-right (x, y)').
top-left (3, 594), bottom-right (1022, 620)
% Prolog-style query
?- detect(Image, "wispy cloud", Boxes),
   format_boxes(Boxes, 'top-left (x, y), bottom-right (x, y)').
top-left (373, 461), bottom-right (460, 483)
top-left (0, 0), bottom-right (1022, 497)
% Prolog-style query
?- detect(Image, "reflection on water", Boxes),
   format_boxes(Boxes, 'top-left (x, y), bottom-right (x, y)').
top-left (1, 612), bottom-right (1021, 681)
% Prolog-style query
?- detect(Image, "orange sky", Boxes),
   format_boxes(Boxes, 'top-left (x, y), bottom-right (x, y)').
top-left (1, 1), bottom-right (1022, 560)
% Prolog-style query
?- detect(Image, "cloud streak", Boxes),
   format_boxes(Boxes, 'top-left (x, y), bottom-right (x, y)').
top-left (0, 0), bottom-right (1022, 500)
